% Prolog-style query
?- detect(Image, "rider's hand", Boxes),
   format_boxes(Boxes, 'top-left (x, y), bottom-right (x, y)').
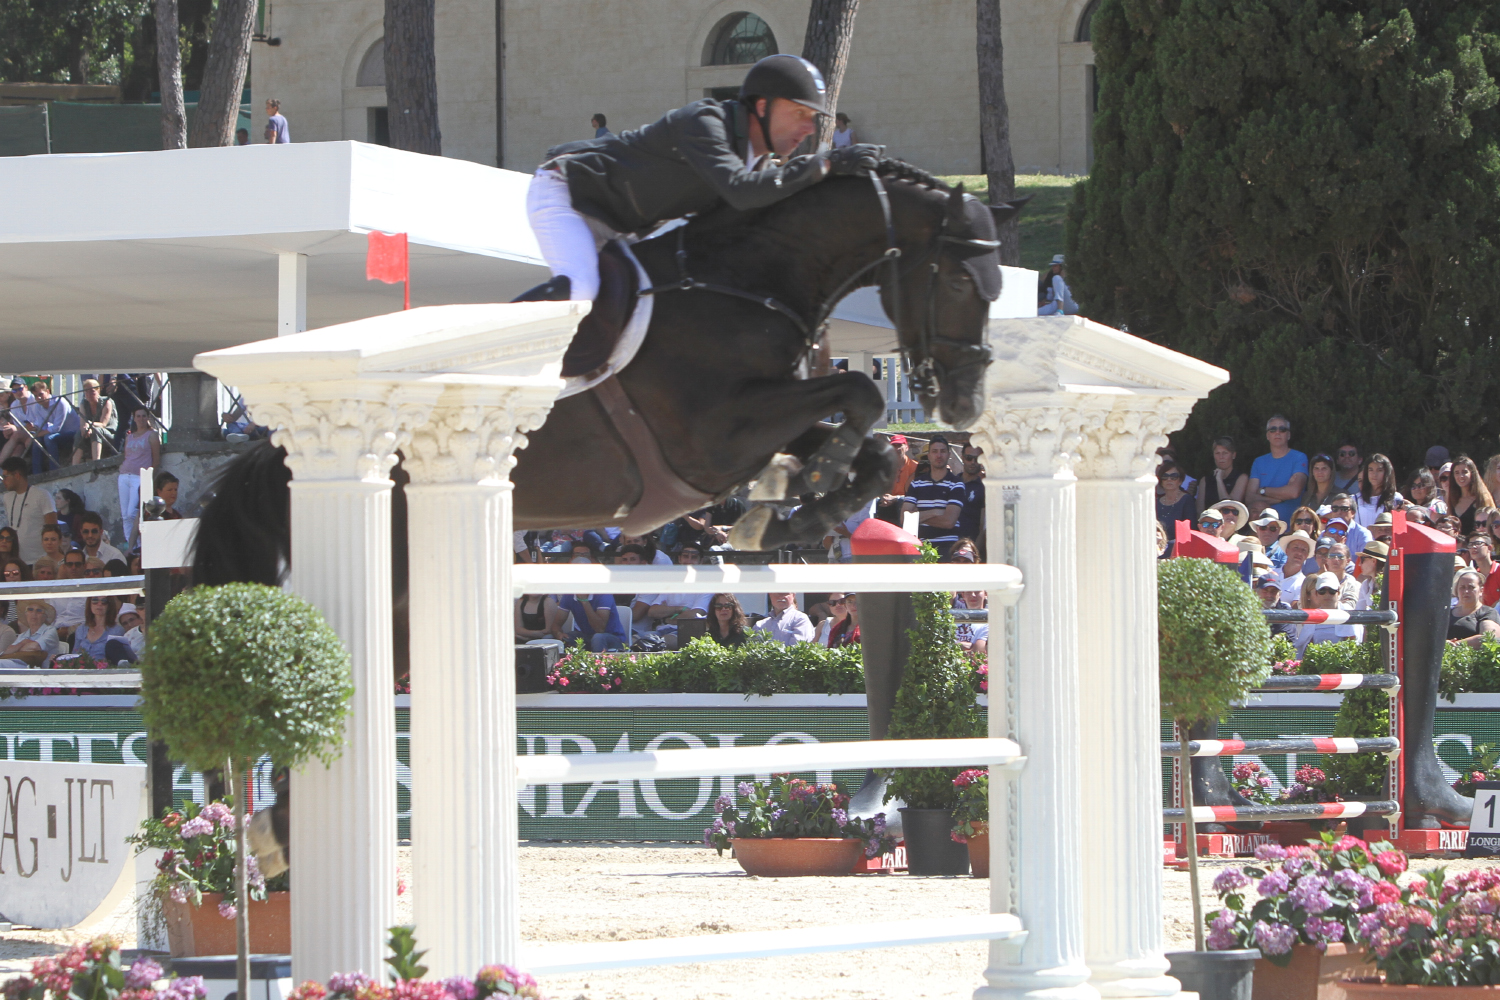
top-left (827, 143), bottom-right (884, 176)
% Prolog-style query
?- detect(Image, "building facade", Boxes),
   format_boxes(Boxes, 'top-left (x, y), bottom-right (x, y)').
top-left (250, 0), bottom-right (1098, 175)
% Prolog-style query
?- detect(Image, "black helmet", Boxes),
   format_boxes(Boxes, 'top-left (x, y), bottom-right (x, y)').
top-left (739, 54), bottom-right (828, 115)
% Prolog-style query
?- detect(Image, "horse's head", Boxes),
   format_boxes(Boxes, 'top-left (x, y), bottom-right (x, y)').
top-left (877, 174), bottom-right (1026, 429)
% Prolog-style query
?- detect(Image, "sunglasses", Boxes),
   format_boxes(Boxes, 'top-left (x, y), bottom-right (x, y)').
top-left (1326, 526), bottom-right (1348, 537)
top-left (1161, 473), bottom-right (1183, 480)
top-left (1330, 505), bottom-right (1354, 513)
top-left (1316, 588), bottom-right (1338, 595)
top-left (1294, 518), bottom-right (1315, 525)
top-left (1338, 449), bottom-right (1358, 457)
top-left (829, 598), bottom-right (849, 606)
top-left (1268, 426), bottom-right (1291, 433)
top-left (711, 603), bottom-right (734, 610)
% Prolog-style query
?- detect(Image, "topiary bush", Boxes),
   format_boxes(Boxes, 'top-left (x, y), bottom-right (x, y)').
top-left (1158, 559), bottom-right (1273, 723)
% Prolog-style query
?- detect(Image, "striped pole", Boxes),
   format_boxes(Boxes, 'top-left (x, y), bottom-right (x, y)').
top-left (1262, 609), bottom-right (1398, 626)
top-left (1161, 737), bottom-right (1399, 758)
top-left (1254, 673), bottom-right (1399, 692)
top-left (1164, 800), bottom-right (1399, 823)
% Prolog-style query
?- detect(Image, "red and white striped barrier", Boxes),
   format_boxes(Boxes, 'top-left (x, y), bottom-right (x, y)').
top-left (1164, 800), bottom-right (1398, 823)
top-left (1161, 737), bottom-right (1399, 758)
top-left (1262, 608), bottom-right (1397, 625)
top-left (1255, 673), bottom-right (1399, 692)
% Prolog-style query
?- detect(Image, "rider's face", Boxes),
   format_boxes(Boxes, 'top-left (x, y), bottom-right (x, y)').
top-left (762, 98), bottom-right (820, 156)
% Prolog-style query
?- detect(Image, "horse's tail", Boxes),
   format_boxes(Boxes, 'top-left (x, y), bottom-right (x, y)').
top-left (191, 440), bottom-right (292, 587)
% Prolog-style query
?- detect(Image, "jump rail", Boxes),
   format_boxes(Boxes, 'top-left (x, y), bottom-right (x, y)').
top-left (1262, 609), bottom-right (1398, 626)
top-left (511, 563), bottom-right (1022, 599)
top-left (1161, 737), bottom-right (1399, 758)
top-left (0, 576), bottom-right (145, 599)
top-left (518, 737), bottom-right (1024, 786)
top-left (1165, 801), bottom-right (1399, 823)
top-left (521, 914), bottom-right (1025, 974)
top-left (0, 669), bottom-right (142, 688)
top-left (1253, 673), bottom-right (1399, 692)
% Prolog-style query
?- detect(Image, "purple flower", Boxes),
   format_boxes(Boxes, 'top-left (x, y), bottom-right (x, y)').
top-left (162, 977), bottom-right (208, 1000)
top-left (201, 802), bottom-right (234, 829)
top-left (713, 794), bottom-right (733, 813)
top-left (217, 900), bottom-right (237, 920)
top-left (441, 978), bottom-right (477, 1000)
top-left (1288, 876), bottom-right (1335, 915)
top-left (737, 781), bottom-right (755, 797)
top-left (124, 959), bottom-right (163, 988)
top-left (1252, 920), bottom-right (1297, 956)
top-left (770, 808), bottom-right (785, 822)
top-left (1357, 913), bottom-right (1381, 941)
top-left (1254, 844), bottom-right (1288, 861)
top-left (1206, 926), bottom-right (1237, 950)
top-left (1213, 869), bottom-right (1251, 894)
top-left (328, 973), bottom-right (376, 996)
top-left (1257, 869), bottom-right (1291, 897)
top-left (1304, 915), bottom-right (1345, 944)
top-left (179, 816), bottom-right (214, 838)
top-left (832, 808), bottom-right (848, 827)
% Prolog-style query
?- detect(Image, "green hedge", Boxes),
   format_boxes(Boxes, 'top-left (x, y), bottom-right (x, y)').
top-left (547, 635), bottom-right (866, 696)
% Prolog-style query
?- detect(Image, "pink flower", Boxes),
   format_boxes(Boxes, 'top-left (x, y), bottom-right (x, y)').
top-left (218, 900), bottom-right (237, 920)
top-left (1372, 881), bottom-right (1400, 905)
top-left (1374, 850), bottom-right (1407, 876)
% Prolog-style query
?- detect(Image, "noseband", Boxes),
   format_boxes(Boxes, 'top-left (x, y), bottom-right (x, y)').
top-left (636, 173), bottom-right (996, 398)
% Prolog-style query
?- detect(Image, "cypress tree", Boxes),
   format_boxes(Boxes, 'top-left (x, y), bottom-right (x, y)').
top-left (1068, 0), bottom-right (1500, 470)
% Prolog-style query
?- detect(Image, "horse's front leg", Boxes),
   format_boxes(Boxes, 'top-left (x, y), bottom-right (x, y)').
top-left (744, 372), bottom-right (887, 502)
top-left (730, 433), bottom-right (899, 550)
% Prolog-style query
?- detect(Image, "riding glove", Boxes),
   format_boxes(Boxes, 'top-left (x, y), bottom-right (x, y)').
top-left (826, 143), bottom-right (885, 176)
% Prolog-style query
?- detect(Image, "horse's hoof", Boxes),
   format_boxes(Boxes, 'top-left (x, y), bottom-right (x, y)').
top-left (749, 453), bottom-right (803, 501)
top-left (727, 505), bottom-right (775, 550)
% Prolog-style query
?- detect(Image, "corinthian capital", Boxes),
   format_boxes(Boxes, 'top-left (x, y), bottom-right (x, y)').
top-left (969, 397), bottom-right (1088, 480)
top-left (1073, 396), bottom-right (1199, 481)
top-left (404, 382), bottom-right (559, 486)
top-left (247, 380), bottom-right (442, 483)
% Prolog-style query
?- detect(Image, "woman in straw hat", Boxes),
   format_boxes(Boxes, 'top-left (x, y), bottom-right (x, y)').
top-left (0, 599), bottom-right (58, 668)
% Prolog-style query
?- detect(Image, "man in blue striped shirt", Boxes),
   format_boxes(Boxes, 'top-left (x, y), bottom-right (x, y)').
top-left (902, 436), bottom-right (965, 556)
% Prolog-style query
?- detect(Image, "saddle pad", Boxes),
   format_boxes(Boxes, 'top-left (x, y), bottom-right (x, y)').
top-left (557, 241), bottom-right (654, 400)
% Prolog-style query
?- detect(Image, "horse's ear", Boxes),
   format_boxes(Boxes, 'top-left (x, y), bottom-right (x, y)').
top-left (989, 194), bottom-right (1034, 226)
top-left (947, 184), bottom-right (967, 226)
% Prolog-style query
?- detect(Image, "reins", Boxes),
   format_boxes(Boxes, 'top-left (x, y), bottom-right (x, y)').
top-left (635, 172), bottom-right (997, 396)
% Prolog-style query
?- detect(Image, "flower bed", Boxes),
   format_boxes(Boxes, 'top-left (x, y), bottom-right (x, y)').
top-left (703, 775), bottom-right (896, 861)
top-left (127, 799), bottom-right (286, 914)
top-left (545, 635), bottom-right (869, 696)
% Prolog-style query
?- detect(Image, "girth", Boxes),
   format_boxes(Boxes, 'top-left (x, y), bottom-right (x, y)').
top-left (590, 375), bottom-right (714, 534)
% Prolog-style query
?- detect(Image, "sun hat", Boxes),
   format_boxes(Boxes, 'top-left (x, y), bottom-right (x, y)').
top-left (1250, 513), bottom-right (1287, 533)
top-left (1373, 511), bottom-right (1393, 527)
top-left (1212, 500), bottom-right (1250, 532)
top-left (1360, 541), bottom-right (1390, 565)
top-left (1050, 254), bottom-right (1065, 265)
top-left (1281, 531), bottom-right (1316, 557)
top-left (118, 602), bottom-right (140, 618)
top-left (1314, 572), bottom-right (1341, 592)
top-left (1236, 536), bottom-right (1264, 554)
top-left (1252, 552), bottom-right (1273, 572)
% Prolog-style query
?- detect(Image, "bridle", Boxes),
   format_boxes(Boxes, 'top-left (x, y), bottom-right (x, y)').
top-left (636, 172), bottom-right (997, 399)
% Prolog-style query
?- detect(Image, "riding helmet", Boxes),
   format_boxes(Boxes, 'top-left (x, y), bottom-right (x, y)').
top-left (739, 54), bottom-right (828, 115)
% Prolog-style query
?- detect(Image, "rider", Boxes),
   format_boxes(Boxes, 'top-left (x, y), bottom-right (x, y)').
top-left (519, 54), bottom-right (884, 303)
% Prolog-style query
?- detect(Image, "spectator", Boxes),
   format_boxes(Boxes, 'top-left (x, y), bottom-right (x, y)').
top-left (954, 590), bottom-right (988, 659)
top-left (1485, 455), bottom-right (1500, 506)
top-left (1195, 506), bottom-right (1225, 539)
top-left (29, 381), bottom-right (77, 474)
top-left (75, 512), bottom-right (126, 566)
top-left (1438, 514), bottom-right (1464, 538)
top-left (1370, 511), bottom-right (1394, 545)
top-left (1156, 461), bottom-right (1194, 548)
top-left (1248, 513), bottom-right (1287, 570)
top-left (816, 591), bottom-right (850, 646)
top-left (1036, 255), bottom-right (1079, 315)
top-left (591, 113), bottom-right (613, 139)
top-left (875, 434), bottom-right (919, 525)
top-left (515, 590), bottom-right (562, 644)
top-left (264, 98), bottom-right (290, 143)
top-left (1446, 455), bottom-right (1494, 536)
top-left (1447, 568), bottom-right (1500, 648)
top-left (1353, 453), bottom-right (1403, 527)
top-left (1197, 436), bottom-right (1248, 513)
top-left (834, 592), bottom-right (861, 646)
top-left (902, 435), bottom-right (965, 556)
top-left (54, 488), bottom-right (85, 547)
top-left (945, 536), bottom-right (981, 563)
top-left (955, 443), bottom-right (985, 545)
top-left (153, 471), bottom-right (183, 519)
top-left (825, 497), bottom-right (876, 563)
top-left (706, 592), bottom-right (750, 647)
top-left (108, 602), bottom-right (146, 663)
top-left (1322, 495), bottom-right (1370, 555)
top-left (831, 111), bottom-right (857, 148)
top-left (119, 407), bottom-right (161, 548)
top-left (675, 499), bottom-right (739, 550)
top-left (1246, 414), bottom-right (1308, 521)
top-left (1155, 447), bottom-right (1197, 497)
top-left (1407, 467), bottom-right (1447, 517)
top-left (1426, 445), bottom-right (1451, 482)
top-left (0, 526), bottom-right (18, 568)
top-left (0, 599), bottom-right (58, 667)
top-left (754, 592), bottom-right (814, 645)
top-left (85, 557), bottom-right (109, 578)
top-left (1332, 441), bottom-right (1363, 493)
top-left (1355, 541), bottom-right (1389, 611)
top-left (1477, 507), bottom-right (1498, 544)
top-left (1278, 531), bottom-right (1316, 606)
top-left (640, 544), bottom-right (712, 648)
top-left (31, 557), bottom-right (56, 581)
top-left (1296, 573), bottom-right (1359, 655)
top-left (235, 128), bottom-right (250, 146)
top-left (0, 381), bottom-right (30, 464)
top-left (73, 595), bottom-right (123, 663)
top-left (1254, 574), bottom-right (1297, 642)
top-left (553, 549), bottom-right (628, 652)
top-left (1, 558), bottom-right (28, 585)
top-left (0, 456), bottom-right (58, 565)
top-left (1317, 541), bottom-right (1359, 609)
top-left (72, 378), bottom-right (117, 465)
top-left (1470, 533), bottom-right (1500, 607)
top-left (1210, 500), bottom-right (1249, 539)
top-left (1288, 506), bottom-right (1323, 541)
top-left (1301, 453), bottom-right (1338, 513)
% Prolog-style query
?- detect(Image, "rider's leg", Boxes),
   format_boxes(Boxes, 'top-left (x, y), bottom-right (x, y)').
top-left (525, 168), bottom-right (601, 302)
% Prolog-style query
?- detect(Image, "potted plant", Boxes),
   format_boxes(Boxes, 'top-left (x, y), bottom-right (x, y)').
top-left (282, 926), bottom-right (541, 1000)
top-left (1340, 865), bottom-right (1500, 997)
top-left (883, 544), bottom-right (985, 876)
top-left (950, 769), bottom-right (989, 877)
top-left (704, 775), bottom-right (896, 876)
top-left (1, 934), bottom-right (208, 1000)
top-left (128, 798), bottom-right (292, 955)
top-left (1205, 834), bottom-right (1396, 998)
top-left (1159, 557), bottom-right (1273, 998)
top-left (141, 584), bottom-right (353, 996)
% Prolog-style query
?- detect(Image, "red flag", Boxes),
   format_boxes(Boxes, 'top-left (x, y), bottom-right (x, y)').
top-left (367, 231), bottom-right (410, 308)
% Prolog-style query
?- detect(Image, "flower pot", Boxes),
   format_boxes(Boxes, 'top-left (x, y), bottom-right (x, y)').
top-left (1167, 949), bottom-right (1261, 1000)
top-left (964, 824), bottom-right (990, 878)
top-left (161, 891), bottom-right (291, 957)
top-left (898, 807), bottom-right (970, 876)
top-left (1340, 983), bottom-right (1500, 999)
top-left (1254, 943), bottom-right (1379, 1000)
top-left (730, 838), bottom-right (864, 877)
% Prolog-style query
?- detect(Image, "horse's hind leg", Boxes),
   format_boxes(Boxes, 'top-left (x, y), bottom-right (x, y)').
top-left (731, 433), bottom-right (899, 550)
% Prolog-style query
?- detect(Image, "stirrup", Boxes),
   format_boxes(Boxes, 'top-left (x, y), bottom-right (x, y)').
top-left (511, 275), bottom-right (573, 302)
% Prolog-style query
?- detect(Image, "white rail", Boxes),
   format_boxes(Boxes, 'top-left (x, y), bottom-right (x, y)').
top-left (522, 914), bottom-right (1025, 973)
top-left (0, 577), bottom-right (145, 599)
top-left (0, 669), bottom-right (142, 688)
top-left (517, 737), bottom-right (1024, 785)
top-left (511, 563), bottom-right (1022, 600)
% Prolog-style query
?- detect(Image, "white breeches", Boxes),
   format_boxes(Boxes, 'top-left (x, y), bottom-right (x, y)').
top-left (527, 168), bottom-right (604, 302)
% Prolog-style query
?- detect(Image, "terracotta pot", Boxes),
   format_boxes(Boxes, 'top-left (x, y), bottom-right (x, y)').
top-left (1254, 943), bottom-right (1378, 1000)
top-left (161, 891), bottom-right (291, 957)
top-left (730, 838), bottom-right (864, 877)
top-left (1340, 982), bottom-right (1500, 999)
top-left (965, 823), bottom-right (990, 878)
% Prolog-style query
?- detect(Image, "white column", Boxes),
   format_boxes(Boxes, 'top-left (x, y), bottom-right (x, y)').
top-left (972, 402), bottom-right (1097, 1000)
top-left (404, 382), bottom-right (557, 976)
top-left (249, 381), bottom-right (440, 983)
top-left (278, 252), bottom-right (308, 336)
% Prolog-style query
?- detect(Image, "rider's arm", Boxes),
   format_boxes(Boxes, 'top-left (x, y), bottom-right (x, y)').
top-left (674, 108), bottom-right (829, 212)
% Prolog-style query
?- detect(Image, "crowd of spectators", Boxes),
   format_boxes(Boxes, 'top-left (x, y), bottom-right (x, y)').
top-left (1157, 414), bottom-right (1500, 657)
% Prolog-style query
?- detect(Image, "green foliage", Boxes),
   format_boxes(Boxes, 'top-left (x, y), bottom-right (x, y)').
top-left (702, 776), bottom-right (895, 859)
top-left (1451, 743), bottom-right (1500, 796)
top-left (1327, 683), bottom-right (1391, 799)
top-left (140, 583), bottom-right (354, 774)
top-left (549, 635), bottom-right (866, 696)
top-left (939, 173), bottom-right (1087, 272)
top-left (1269, 632), bottom-right (1299, 671)
top-left (1300, 635), bottom-right (1380, 675)
top-left (1439, 635), bottom-right (1500, 700)
top-left (126, 798), bottom-right (285, 906)
top-left (1157, 558), bottom-right (1273, 723)
top-left (884, 544), bottom-right (986, 810)
top-left (1068, 0), bottom-right (1500, 470)
top-left (385, 926), bottom-right (429, 983)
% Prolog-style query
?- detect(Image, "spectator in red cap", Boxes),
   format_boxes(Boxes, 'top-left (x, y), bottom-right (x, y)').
top-left (875, 434), bottom-right (918, 525)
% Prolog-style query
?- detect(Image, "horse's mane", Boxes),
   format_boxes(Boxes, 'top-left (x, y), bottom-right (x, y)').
top-left (871, 157), bottom-right (950, 192)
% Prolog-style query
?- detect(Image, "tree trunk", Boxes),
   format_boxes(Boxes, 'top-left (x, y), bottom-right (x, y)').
top-left (976, 0), bottom-right (1020, 265)
top-left (799, 0), bottom-right (859, 151)
top-left (186, 0), bottom-right (255, 147)
top-left (156, 0), bottom-right (187, 149)
top-left (231, 759), bottom-right (250, 1000)
top-left (1179, 719), bottom-right (1205, 951)
top-left (385, 0), bottom-right (442, 154)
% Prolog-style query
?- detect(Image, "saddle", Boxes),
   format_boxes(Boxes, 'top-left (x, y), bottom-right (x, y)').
top-left (561, 241), bottom-right (640, 379)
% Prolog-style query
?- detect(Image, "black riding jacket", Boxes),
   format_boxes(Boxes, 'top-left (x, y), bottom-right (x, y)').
top-left (544, 99), bottom-right (827, 236)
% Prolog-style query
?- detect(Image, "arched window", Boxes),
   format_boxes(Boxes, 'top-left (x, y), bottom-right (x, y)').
top-left (356, 38), bottom-right (385, 87)
top-left (704, 12), bottom-right (777, 66)
top-left (1075, 0), bottom-right (1100, 42)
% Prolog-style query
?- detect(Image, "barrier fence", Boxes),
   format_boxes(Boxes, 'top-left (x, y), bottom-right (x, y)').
top-left (1162, 737), bottom-right (1400, 758)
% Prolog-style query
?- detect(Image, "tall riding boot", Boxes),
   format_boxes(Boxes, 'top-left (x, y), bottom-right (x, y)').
top-left (1186, 718), bottom-right (1258, 833)
top-left (1401, 530), bottom-right (1474, 827)
top-left (511, 275), bottom-right (573, 302)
